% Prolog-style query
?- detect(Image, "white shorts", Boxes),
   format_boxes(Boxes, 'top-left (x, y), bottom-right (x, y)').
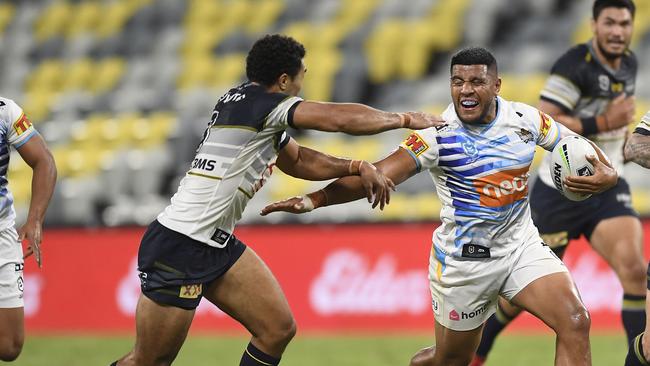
top-left (0, 227), bottom-right (23, 308)
top-left (429, 239), bottom-right (567, 331)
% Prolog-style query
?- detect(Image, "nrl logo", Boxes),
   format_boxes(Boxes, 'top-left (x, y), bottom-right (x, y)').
top-left (515, 128), bottom-right (534, 143)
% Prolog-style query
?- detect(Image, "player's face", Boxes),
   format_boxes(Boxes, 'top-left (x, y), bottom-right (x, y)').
top-left (450, 64), bottom-right (500, 125)
top-left (285, 61), bottom-right (306, 97)
top-left (592, 7), bottom-right (634, 60)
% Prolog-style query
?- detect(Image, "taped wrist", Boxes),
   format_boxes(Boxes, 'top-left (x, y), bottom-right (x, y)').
top-left (306, 189), bottom-right (328, 209)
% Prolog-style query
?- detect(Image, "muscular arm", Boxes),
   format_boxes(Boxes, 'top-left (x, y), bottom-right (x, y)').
top-left (262, 148), bottom-right (418, 214)
top-left (275, 138), bottom-right (357, 181)
top-left (624, 132), bottom-right (650, 168)
top-left (539, 100), bottom-right (608, 135)
top-left (292, 101), bottom-right (441, 135)
top-left (17, 134), bottom-right (57, 267)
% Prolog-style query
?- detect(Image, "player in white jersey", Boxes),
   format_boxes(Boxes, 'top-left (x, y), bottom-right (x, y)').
top-left (111, 34), bottom-right (442, 366)
top-left (0, 97), bottom-right (56, 362)
top-left (624, 111), bottom-right (650, 366)
top-left (261, 47), bottom-right (619, 366)
top-left (473, 2), bottom-right (645, 364)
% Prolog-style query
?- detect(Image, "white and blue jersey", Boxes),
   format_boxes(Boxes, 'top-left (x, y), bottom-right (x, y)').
top-left (0, 97), bottom-right (37, 231)
top-left (400, 97), bottom-right (563, 268)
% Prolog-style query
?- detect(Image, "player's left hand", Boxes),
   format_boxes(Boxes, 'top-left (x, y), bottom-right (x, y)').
top-left (20, 218), bottom-right (43, 268)
top-left (564, 155), bottom-right (618, 194)
top-left (358, 161), bottom-right (395, 210)
top-left (260, 195), bottom-right (314, 216)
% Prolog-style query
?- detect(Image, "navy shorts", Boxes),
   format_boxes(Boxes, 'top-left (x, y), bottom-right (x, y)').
top-left (530, 177), bottom-right (638, 258)
top-left (138, 220), bottom-right (246, 310)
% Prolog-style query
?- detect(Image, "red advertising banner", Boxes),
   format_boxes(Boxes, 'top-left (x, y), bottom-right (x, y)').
top-left (23, 222), bottom-right (650, 333)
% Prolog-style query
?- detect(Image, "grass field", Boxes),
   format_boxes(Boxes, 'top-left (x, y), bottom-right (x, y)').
top-left (13, 333), bottom-right (626, 366)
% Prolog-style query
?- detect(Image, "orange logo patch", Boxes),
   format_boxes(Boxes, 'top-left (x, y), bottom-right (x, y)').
top-left (179, 284), bottom-right (202, 299)
top-left (473, 166), bottom-right (531, 207)
top-left (402, 133), bottom-right (429, 156)
top-left (13, 113), bottom-right (32, 135)
top-left (538, 111), bottom-right (552, 138)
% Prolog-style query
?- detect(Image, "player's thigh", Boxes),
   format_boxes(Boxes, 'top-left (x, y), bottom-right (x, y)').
top-left (433, 320), bottom-right (483, 365)
top-left (590, 216), bottom-right (644, 275)
top-left (204, 247), bottom-right (294, 336)
top-left (132, 294), bottom-right (195, 363)
top-left (511, 271), bottom-right (587, 332)
top-left (0, 227), bottom-right (24, 355)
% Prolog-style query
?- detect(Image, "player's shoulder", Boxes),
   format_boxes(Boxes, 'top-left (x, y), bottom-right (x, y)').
top-left (555, 43), bottom-right (590, 66)
top-left (0, 97), bottom-right (22, 121)
top-left (215, 83), bottom-right (298, 129)
top-left (622, 49), bottom-right (638, 70)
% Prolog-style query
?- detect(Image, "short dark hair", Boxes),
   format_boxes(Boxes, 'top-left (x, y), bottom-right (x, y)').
top-left (593, 0), bottom-right (635, 20)
top-left (450, 47), bottom-right (498, 74)
top-left (246, 34), bottom-right (306, 87)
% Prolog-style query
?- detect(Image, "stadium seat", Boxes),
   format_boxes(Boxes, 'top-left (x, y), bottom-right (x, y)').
top-left (0, 3), bottom-right (14, 35)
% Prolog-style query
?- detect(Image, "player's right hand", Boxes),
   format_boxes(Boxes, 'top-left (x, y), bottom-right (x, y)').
top-left (405, 112), bottom-right (446, 130)
top-left (358, 161), bottom-right (395, 210)
top-left (260, 195), bottom-right (314, 216)
top-left (604, 93), bottom-right (635, 129)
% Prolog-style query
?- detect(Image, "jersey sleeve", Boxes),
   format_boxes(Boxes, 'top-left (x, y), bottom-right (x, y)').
top-left (634, 111), bottom-right (650, 136)
top-left (539, 48), bottom-right (585, 112)
top-left (1, 99), bottom-right (37, 148)
top-left (264, 95), bottom-right (303, 130)
top-left (535, 109), bottom-right (562, 151)
top-left (399, 127), bottom-right (440, 171)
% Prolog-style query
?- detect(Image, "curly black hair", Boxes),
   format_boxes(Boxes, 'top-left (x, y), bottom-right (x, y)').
top-left (246, 34), bottom-right (306, 87)
top-left (450, 47), bottom-right (498, 74)
top-left (593, 0), bottom-right (635, 20)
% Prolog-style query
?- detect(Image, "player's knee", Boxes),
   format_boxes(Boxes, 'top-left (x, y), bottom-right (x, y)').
top-left (616, 258), bottom-right (647, 288)
top-left (0, 336), bottom-right (23, 362)
top-left (262, 315), bottom-right (296, 347)
top-left (409, 346), bottom-right (435, 366)
top-left (560, 305), bottom-right (591, 336)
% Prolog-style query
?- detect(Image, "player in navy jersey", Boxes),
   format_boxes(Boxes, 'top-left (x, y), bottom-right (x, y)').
top-left (0, 97), bottom-right (57, 362)
top-left (110, 34), bottom-right (442, 366)
top-left (262, 47), bottom-right (618, 366)
top-left (472, 1), bottom-right (645, 365)
top-left (623, 111), bottom-right (650, 365)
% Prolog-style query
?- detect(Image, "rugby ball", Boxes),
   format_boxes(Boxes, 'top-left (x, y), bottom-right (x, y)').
top-left (549, 136), bottom-right (597, 202)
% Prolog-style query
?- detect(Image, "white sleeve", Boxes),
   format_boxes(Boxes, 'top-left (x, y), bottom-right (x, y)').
top-left (398, 128), bottom-right (439, 171)
top-left (1, 99), bottom-right (37, 148)
top-left (265, 96), bottom-right (303, 130)
top-left (635, 111), bottom-right (650, 135)
top-left (535, 109), bottom-right (562, 152)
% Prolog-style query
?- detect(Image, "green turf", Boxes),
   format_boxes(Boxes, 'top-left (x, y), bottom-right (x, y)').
top-left (13, 333), bottom-right (626, 366)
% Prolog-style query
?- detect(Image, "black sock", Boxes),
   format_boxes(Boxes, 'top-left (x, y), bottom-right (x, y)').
top-left (625, 333), bottom-right (650, 366)
top-left (623, 294), bottom-right (647, 344)
top-left (475, 307), bottom-right (515, 358)
top-left (240, 342), bottom-right (281, 366)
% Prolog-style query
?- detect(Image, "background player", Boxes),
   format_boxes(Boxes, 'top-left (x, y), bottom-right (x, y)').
top-left (0, 97), bottom-right (57, 362)
top-left (111, 34), bottom-right (441, 366)
top-left (624, 111), bottom-right (650, 365)
top-left (473, 1), bottom-right (645, 364)
top-left (261, 47), bottom-right (618, 366)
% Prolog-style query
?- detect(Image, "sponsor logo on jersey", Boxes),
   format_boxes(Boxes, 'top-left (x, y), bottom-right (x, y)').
top-left (13, 113), bottom-right (32, 135)
top-left (473, 166), bottom-right (530, 207)
top-left (538, 111), bottom-right (552, 138)
top-left (449, 309), bottom-right (460, 321)
top-left (515, 128), bottom-right (534, 143)
top-left (179, 284), bottom-right (202, 299)
top-left (402, 133), bottom-right (429, 156)
top-left (191, 158), bottom-right (217, 171)
top-left (462, 141), bottom-right (478, 162)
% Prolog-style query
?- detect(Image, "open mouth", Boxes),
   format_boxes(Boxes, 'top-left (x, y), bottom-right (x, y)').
top-left (460, 99), bottom-right (479, 110)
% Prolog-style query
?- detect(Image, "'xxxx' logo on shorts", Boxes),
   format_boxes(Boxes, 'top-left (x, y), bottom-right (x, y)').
top-left (179, 284), bottom-right (202, 299)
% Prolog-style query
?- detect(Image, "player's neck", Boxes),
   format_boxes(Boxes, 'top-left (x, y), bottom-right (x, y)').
top-left (591, 39), bottom-right (623, 70)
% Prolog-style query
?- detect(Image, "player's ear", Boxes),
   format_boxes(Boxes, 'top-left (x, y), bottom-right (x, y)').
top-left (278, 73), bottom-right (290, 91)
top-left (494, 77), bottom-right (501, 94)
top-left (590, 18), bottom-right (597, 34)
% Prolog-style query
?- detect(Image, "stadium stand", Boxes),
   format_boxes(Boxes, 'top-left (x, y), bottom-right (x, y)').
top-left (0, 0), bottom-right (648, 226)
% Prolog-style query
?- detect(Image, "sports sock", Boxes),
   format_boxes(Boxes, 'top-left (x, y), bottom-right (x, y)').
top-left (240, 342), bottom-right (281, 366)
top-left (625, 333), bottom-right (650, 366)
top-left (475, 306), bottom-right (515, 358)
top-left (622, 294), bottom-right (647, 344)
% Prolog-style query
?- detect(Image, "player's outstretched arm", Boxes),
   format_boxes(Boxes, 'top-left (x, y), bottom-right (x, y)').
top-left (276, 138), bottom-right (395, 206)
top-left (564, 141), bottom-right (618, 195)
top-left (624, 132), bottom-right (650, 169)
top-left (262, 147), bottom-right (417, 215)
top-left (17, 134), bottom-right (57, 268)
top-left (539, 95), bottom-right (634, 135)
top-left (292, 101), bottom-right (444, 135)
